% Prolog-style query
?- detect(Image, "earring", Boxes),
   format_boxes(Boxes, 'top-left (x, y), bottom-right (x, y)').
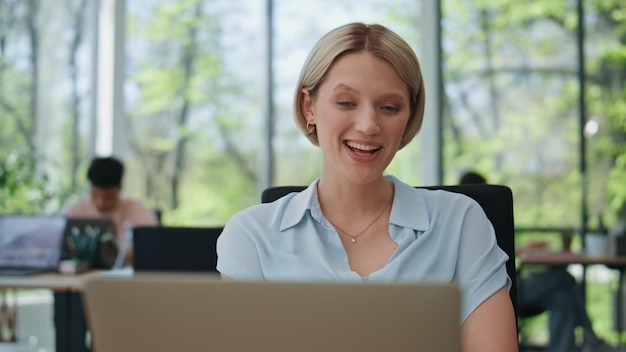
top-left (306, 122), bottom-right (316, 134)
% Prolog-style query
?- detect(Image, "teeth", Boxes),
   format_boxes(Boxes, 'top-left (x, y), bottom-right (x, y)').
top-left (346, 141), bottom-right (380, 151)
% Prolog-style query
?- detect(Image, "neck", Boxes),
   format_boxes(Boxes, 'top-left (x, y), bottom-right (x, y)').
top-left (317, 176), bottom-right (393, 222)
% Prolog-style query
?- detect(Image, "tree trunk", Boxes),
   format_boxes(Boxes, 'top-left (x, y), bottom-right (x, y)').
top-left (169, 0), bottom-right (203, 210)
top-left (27, 0), bottom-right (38, 154)
top-left (67, 0), bottom-right (88, 190)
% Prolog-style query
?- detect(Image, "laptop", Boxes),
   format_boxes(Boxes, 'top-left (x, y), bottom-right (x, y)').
top-left (0, 214), bottom-right (67, 275)
top-left (83, 274), bottom-right (461, 352)
top-left (132, 226), bottom-right (221, 272)
top-left (62, 217), bottom-right (117, 269)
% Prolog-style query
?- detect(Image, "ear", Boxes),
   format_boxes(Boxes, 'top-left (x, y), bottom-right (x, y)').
top-left (301, 88), bottom-right (315, 122)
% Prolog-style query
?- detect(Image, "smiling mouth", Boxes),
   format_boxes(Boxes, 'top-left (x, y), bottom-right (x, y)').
top-left (345, 141), bottom-right (381, 155)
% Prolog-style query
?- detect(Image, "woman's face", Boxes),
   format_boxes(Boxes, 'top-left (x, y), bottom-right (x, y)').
top-left (302, 50), bottom-right (410, 185)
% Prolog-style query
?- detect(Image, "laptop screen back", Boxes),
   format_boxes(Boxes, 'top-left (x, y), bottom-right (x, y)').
top-left (132, 226), bottom-right (221, 272)
top-left (63, 217), bottom-right (117, 269)
top-left (0, 214), bottom-right (66, 271)
top-left (84, 274), bottom-right (461, 352)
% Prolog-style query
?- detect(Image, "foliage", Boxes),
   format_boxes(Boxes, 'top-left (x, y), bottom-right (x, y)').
top-left (0, 0), bottom-right (93, 213)
top-left (1, 0), bottom-right (624, 227)
top-left (123, 0), bottom-right (265, 224)
top-left (1, 0), bottom-right (625, 342)
top-left (438, 0), bottom-right (626, 342)
top-left (440, 0), bottom-right (626, 228)
top-left (0, 151), bottom-right (58, 214)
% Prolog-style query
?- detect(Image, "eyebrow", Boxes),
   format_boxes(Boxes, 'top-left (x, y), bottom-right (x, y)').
top-left (332, 83), bottom-right (408, 102)
top-left (331, 83), bottom-right (358, 93)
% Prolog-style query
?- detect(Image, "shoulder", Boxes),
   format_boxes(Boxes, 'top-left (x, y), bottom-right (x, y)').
top-left (389, 176), bottom-right (481, 227)
top-left (121, 197), bottom-right (152, 210)
top-left (417, 187), bottom-right (480, 211)
top-left (221, 183), bottom-right (316, 244)
top-left (119, 197), bottom-right (158, 225)
top-left (419, 187), bottom-right (492, 230)
top-left (226, 189), bottom-right (309, 235)
top-left (389, 175), bottom-right (476, 204)
top-left (217, 184), bottom-right (318, 279)
top-left (416, 187), bottom-right (487, 230)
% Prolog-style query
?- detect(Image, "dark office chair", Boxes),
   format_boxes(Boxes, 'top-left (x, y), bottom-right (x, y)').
top-left (152, 208), bottom-right (163, 225)
top-left (261, 184), bottom-right (518, 319)
top-left (132, 226), bottom-right (223, 272)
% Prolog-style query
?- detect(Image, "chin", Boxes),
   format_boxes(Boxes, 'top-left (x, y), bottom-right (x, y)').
top-left (348, 171), bottom-right (386, 185)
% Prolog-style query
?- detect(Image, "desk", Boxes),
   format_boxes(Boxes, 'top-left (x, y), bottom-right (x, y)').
top-left (519, 251), bottom-right (626, 267)
top-left (0, 272), bottom-right (101, 351)
top-left (519, 251), bottom-right (626, 342)
top-left (0, 272), bottom-right (100, 291)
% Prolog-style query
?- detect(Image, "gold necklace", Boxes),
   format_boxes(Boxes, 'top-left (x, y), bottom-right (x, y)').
top-left (331, 197), bottom-right (392, 244)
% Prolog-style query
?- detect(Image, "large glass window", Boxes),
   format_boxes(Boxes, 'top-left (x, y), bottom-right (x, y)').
top-left (3, 0), bottom-right (626, 347)
top-left (584, 0), bottom-right (626, 227)
top-left (124, 0), bottom-right (423, 225)
top-left (440, 2), bottom-right (625, 343)
top-left (0, 0), bottom-right (96, 213)
top-left (125, 1), bottom-right (265, 225)
top-left (3, 0), bottom-right (623, 234)
top-left (442, 1), bottom-right (579, 228)
top-left (441, 0), bottom-right (625, 231)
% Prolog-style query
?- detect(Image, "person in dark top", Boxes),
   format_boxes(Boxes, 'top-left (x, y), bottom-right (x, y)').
top-left (459, 170), bottom-right (624, 352)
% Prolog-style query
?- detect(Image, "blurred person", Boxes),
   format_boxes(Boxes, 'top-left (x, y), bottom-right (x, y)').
top-left (218, 23), bottom-right (518, 351)
top-left (65, 156), bottom-right (158, 251)
top-left (459, 170), bottom-right (624, 352)
top-left (56, 156), bottom-right (158, 352)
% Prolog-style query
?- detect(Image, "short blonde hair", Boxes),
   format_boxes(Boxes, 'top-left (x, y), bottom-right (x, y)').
top-left (294, 22), bottom-right (425, 150)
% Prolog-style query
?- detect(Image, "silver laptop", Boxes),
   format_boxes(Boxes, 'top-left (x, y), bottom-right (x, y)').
top-left (0, 214), bottom-right (67, 275)
top-left (83, 274), bottom-right (461, 352)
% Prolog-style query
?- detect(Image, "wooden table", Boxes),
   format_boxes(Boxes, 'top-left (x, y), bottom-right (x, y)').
top-left (0, 271), bottom-right (102, 350)
top-left (0, 271), bottom-right (101, 291)
top-left (519, 251), bottom-right (626, 267)
top-left (519, 251), bottom-right (626, 340)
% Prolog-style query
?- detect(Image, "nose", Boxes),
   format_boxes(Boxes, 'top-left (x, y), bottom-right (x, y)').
top-left (354, 105), bottom-right (381, 135)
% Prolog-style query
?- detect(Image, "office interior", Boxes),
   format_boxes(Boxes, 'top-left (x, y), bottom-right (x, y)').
top-left (1, 0), bottom-right (625, 350)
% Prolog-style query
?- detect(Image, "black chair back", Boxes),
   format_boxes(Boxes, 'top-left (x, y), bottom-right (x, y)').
top-left (133, 226), bottom-right (222, 272)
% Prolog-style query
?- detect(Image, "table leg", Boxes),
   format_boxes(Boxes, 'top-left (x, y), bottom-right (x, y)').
top-left (0, 288), bottom-right (18, 343)
top-left (53, 291), bottom-right (70, 352)
top-left (618, 270), bottom-right (625, 345)
top-left (54, 291), bottom-right (88, 352)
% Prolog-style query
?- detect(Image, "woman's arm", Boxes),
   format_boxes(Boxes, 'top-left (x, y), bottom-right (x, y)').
top-left (461, 287), bottom-right (518, 351)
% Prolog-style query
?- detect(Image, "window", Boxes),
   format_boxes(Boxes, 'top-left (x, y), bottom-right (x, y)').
top-left (441, 0), bottom-right (626, 229)
top-left (124, 0), bottom-right (423, 225)
top-left (0, 0), bottom-right (97, 213)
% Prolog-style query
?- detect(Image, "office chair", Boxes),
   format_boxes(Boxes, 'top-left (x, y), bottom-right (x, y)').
top-left (132, 226), bottom-right (223, 272)
top-left (152, 208), bottom-right (163, 225)
top-left (261, 184), bottom-right (518, 319)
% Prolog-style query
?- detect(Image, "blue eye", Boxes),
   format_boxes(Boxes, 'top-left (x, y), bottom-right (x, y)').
top-left (381, 105), bottom-right (400, 113)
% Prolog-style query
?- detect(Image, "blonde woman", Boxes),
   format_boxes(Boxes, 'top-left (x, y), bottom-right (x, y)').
top-left (218, 23), bottom-right (518, 351)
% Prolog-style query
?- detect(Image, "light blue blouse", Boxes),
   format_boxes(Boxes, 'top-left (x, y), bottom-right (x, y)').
top-left (216, 175), bottom-right (510, 322)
